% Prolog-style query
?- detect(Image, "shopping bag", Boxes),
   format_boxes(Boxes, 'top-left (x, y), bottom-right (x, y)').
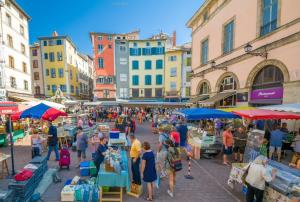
top-left (155, 176), bottom-right (161, 189)
top-left (74, 185), bottom-right (83, 201)
top-left (82, 185), bottom-right (90, 202)
top-left (91, 186), bottom-right (99, 202)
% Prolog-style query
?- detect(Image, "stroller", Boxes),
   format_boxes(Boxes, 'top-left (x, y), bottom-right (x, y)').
top-left (59, 146), bottom-right (71, 169)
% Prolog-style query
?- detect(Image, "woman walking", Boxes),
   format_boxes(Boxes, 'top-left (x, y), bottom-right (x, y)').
top-left (76, 127), bottom-right (88, 167)
top-left (244, 155), bottom-right (277, 202)
top-left (141, 142), bottom-right (157, 201)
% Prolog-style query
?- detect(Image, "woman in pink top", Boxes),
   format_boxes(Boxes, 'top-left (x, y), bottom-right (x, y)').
top-left (222, 126), bottom-right (234, 165)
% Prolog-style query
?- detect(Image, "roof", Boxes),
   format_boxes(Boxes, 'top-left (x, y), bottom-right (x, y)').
top-left (89, 30), bottom-right (140, 41)
top-left (186, 0), bottom-right (212, 28)
top-left (38, 35), bottom-right (77, 50)
top-left (9, 0), bottom-right (31, 20)
top-left (127, 38), bottom-right (166, 42)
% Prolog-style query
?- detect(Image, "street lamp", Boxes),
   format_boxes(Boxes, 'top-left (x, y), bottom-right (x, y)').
top-left (211, 60), bottom-right (227, 71)
top-left (244, 43), bottom-right (268, 59)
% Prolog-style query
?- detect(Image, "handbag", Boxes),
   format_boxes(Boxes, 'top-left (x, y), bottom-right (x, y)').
top-left (241, 163), bottom-right (251, 184)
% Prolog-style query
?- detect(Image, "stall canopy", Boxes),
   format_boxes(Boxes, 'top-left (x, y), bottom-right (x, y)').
top-left (0, 102), bottom-right (19, 114)
top-left (12, 103), bottom-right (67, 121)
top-left (175, 108), bottom-right (240, 120)
top-left (232, 109), bottom-right (300, 120)
top-left (22, 100), bottom-right (65, 110)
top-left (219, 106), bottom-right (256, 112)
top-left (187, 95), bottom-right (209, 105)
top-left (260, 103), bottom-right (300, 113)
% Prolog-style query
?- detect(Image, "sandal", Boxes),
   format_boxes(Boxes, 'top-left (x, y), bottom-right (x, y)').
top-left (144, 196), bottom-right (153, 201)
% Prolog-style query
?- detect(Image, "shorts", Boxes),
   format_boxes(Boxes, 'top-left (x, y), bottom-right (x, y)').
top-left (233, 146), bottom-right (245, 154)
top-left (223, 146), bottom-right (233, 155)
top-left (269, 146), bottom-right (281, 153)
top-left (77, 149), bottom-right (86, 159)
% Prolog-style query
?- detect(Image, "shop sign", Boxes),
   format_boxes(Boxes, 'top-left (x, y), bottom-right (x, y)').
top-left (251, 87), bottom-right (283, 100)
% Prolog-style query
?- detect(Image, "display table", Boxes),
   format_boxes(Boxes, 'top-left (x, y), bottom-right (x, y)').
top-left (96, 151), bottom-right (130, 202)
top-left (0, 154), bottom-right (10, 179)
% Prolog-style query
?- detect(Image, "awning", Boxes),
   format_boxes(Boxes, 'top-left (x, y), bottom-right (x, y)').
top-left (260, 103), bottom-right (300, 113)
top-left (199, 92), bottom-right (235, 106)
top-left (187, 95), bottom-right (209, 104)
top-left (219, 106), bottom-right (256, 112)
top-left (8, 95), bottom-right (40, 102)
top-left (0, 101), bottom-right (19, 115)
top-left (175, 108), bottom-right (240, 120)
top-left (232, 109), bottom-right (300, 120)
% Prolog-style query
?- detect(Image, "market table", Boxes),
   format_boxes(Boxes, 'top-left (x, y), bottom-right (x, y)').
top-left (0, 154), bottom-right (10, 179)
top-left (96, 150), bottom-right (130, 202)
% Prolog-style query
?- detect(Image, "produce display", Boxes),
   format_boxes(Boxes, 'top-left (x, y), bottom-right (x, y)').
top-left (104, 149), bottom-right (124, 174)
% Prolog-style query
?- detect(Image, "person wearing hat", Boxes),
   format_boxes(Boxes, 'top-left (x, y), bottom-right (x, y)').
top-left (46, 120), bottom-right (59, 161)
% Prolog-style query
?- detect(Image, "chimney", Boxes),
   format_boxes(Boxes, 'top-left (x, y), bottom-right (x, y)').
top-left (52, 31), bottom-right (58, 37)
top-left (172, 31), bottom-right (176, 47)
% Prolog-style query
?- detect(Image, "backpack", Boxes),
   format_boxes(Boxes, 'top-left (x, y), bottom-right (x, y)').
top-left (168, 148), bottom-right (182, 172)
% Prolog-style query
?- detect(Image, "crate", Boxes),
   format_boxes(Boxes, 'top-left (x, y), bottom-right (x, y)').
top-left (80, 161), bottom-right (90, 176)
top-left (109, 131), bottom-right (120, 139)
top-left (0, 190), bottom-right (13, 202)
top-left (61, 185), bottom-right (75, 202)
top-left (104, 163), bottom-right (115, 173)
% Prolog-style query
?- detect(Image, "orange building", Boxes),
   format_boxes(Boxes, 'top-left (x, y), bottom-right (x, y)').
top-left (90, 31), bottom-right (139, 100)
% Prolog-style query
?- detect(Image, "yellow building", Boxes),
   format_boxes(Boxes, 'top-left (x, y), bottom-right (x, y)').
top-left (164, 48), bottom-right (183, 101)
top-left (128, 39), bottom-right (166, 99)
top-left (38, 32), bottom-right (79, 98)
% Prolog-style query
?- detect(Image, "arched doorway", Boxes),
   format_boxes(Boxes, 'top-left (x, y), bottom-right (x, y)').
top-left (218, 75), bottom-right (237, 107)
top-left (250, 65), bottom-right (284, 106)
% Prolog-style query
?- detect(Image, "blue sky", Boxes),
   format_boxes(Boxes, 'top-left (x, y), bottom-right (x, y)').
top-left (19, 0), bottom-right (204, 55)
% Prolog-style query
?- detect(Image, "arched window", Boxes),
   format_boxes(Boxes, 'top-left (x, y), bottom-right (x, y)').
top-left (199, 82), bottom-right (209, 95)
top-left (35, 86), bottom-right (40, 95)
top-left (252, 65), bottom-right (283, 90)
top-left (219, 76), bottom-right (236, 92)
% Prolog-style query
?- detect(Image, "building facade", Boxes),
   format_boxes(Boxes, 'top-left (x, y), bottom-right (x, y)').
top-left (39, 32), bottom-right (79, 99)
top-left (115, 39), bottom-right (129, 99)
top-left (0, 0), bottom-right (32, 101)
top-left (181, 43), bottom-right (192, 101)
top-left (164, 49), bottom-right (182, 102)
top-left (30, 43), bottom-right (45, 98)
top-left (128, 39), bottom-right (166, 100)
top-left (187, 0), bottom-right (300, 107)
top-left (90, 31), bottom-right (139, 100)
top-left (77, 53), bottom-right (90, 100)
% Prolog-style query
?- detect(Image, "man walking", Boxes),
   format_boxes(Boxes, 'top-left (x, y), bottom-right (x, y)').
top-left (129, 134), bottom-right (142, 185)
top-left (46, 121), bottom-right (59, 161)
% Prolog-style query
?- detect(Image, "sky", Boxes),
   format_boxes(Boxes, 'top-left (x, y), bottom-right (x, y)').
top-left (18, 0), bottom-right (204, 55)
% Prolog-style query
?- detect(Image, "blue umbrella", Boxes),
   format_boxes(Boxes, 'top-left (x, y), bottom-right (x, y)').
top-left (175, 108), bottom-right (240, 120)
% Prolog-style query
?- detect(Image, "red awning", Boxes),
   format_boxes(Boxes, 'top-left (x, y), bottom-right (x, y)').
top-left (232, 109), bottom-right (300, 120)
top-left (0, 102), bottom-right (19, 115)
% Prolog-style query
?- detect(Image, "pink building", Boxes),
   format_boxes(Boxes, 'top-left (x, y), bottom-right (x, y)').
top-left (187, 0), bottom-right (300, 107)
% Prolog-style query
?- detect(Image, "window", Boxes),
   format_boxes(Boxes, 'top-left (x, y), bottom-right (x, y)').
top-left (155, 88), bottom-right (163, 97)
top-left (199, 82), bottom-right (209, 94)
top-left (24, 80), bottom-right (28, 90)
top-left (261, 0), bottom-right (278, 36)
top-left (50, 68), bottom-right (56, 78)
top-left (170, 82), bottom-right (177, 90)
top-left (32, 49), bottom-right (38, 56)
top-left (98, 36), bottom-right (102, 40)
top-left (158, 41), bottom-right (162, 46)
top-left (201, 39), bottom-right (209, 65)
top-left (7, 35), bottom-right (13, 48)
top-left (133, 42), bottom-right (138, 47)
top-left (32, 60), bottom-right (38, 68)
top-left (203, 11), bottom-right (209, 22)
top-left (156, 75), bottom-right (163, 85)
top-left (21, 43), bottom-right (26, 55)
top-left (132, 89), bottom-right (139, 98)
top-left (252, 65), bottom-right (283, 90)
top-left (119, 88), bottom-right (128, 98)
top-left (70, 70), bottom-right (73, 79)
top-left (8, 56), bottom-right (14, 68)
top-left (34, 72), bottom-right (39, 80)
top-left (132, 75), bottom-right (139, 86)
top-left (120, 74), bottom-right (127, 82)
top-left (35, 86), bottom-right (41, 95)
top-left (10, 77), bottom-right (16, 88)
top-left (98, 44), bottom-right (103, 53)
top-left (70, 85), bottom-right (74, 93)
top-left (120, 58), bottom-right (127, 65)
top-left (132, 60), bottom-right (139, 70)
top-left (220, 76), bottom-right (237, 92)
top-left (107, 35), bottom-right (112, 41)
top-left (130, 48), bottom-right (140, 56)
top-left (46, 69), bottom-right (49, 76)
top-left (156, 59), bottom-right (163, 69)
top-left (168, 56), bottom-right (177, 61)
top-left (44, 53), bottom-right (48, 60)
top-left (58, 68), bottom-right (64, 78)
top-left (96, 77), bottom-right (104, 84)
top-left (145, 60), bottom-right (152, 70)
top-left (120, 46), bottom-right (126, 52)
top-left (107, 77), bottom-right (113, 84)
top-left (145, 75), bottom-right (152, 85)
top-left (170, 67), bottom-right (177, 77)
top-left (145, 89), bottom-right (152, 98)
top-left (98, 58), bottom-right (104, 68)
top-left (49, 40), bottom-right (54, 46)
top-left (186, 57), bottom-right (192, 66)
top-left (223, 20), bottom-right (234, 54)
top-left (49, 52), bottom-right (55, 62)
top-left (146, 42), bottom-right (150, 46)
top-left (186, 87), bottom-right (191, 96)
top-left (52, 85), bottom-right (57, 93)
top-left (47, 85), bottom-right (50, 91)
top-left (6, 13), bottom-right (11, 27)
top-left (156, 47), bottom-right (164, 55)
top-left (43, 40), bottom-right (47, 46)
top-left (57, 52), bottom-right (63, 61)
top-left (60, 85), bottom-right (66, 92)
top-left (22, 62), bottom-right (27, 73)
top-left (186, 72), bottom-right (193, 82)
top-left (56, 39), bottom-right (62, 45)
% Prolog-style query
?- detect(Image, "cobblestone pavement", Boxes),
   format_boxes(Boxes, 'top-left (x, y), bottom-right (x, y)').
top-left (0, 121), bottom-right (244, 202)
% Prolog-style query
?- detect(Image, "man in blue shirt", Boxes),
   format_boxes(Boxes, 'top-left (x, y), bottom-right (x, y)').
top-left (46, 121), bottom-right (59, 161)
top-left (176, 120), bottom-right (188, 148)
top-left (269, 124), bottom-right (287, 162)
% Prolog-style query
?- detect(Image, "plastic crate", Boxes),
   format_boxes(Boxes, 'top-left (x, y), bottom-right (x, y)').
top-left (109, 131), bottom-right (120, 139)
top-left (61, 185), bottom-right (75, 202)
top-left (80, 161), bottom-right (90, 176)
top-left (0, 190), bottom-right (13, 202)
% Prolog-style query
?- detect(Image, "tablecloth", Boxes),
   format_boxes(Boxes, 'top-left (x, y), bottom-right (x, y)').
top-left (96, 150), bottom-right (130, 191)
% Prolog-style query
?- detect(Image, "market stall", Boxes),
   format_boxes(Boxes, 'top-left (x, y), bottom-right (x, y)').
top-left (175, 108), bottom-right (240, 159)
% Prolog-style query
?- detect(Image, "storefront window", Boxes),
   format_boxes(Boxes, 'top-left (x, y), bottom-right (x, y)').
top-left (219, 76), bottom-right (236, 92)
top-left (252, 65), bottom-right (283, 90)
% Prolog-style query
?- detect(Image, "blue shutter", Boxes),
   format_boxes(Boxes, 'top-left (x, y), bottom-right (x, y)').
top-left (151, 47), bottom-right (156, 55)
top-left (138, 48), bottom-right (141, 56)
